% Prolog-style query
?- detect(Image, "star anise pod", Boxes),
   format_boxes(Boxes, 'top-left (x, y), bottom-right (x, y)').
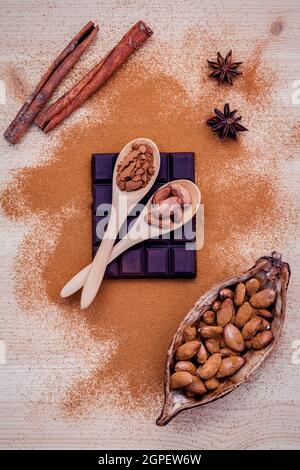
top-left (207, 50), bottom-right (242, 85)
top-left (207, 103), bottom-right (248, 141)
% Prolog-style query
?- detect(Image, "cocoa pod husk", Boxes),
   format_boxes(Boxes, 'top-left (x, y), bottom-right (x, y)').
top-left (157, 252), bottom-right (290, 426)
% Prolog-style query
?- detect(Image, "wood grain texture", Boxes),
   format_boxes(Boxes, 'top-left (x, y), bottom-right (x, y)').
top-left (0, 0), bottom-right (300, 450)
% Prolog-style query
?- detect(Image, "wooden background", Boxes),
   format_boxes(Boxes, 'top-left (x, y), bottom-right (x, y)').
top-left (0, 0), bottom-right (300, 449)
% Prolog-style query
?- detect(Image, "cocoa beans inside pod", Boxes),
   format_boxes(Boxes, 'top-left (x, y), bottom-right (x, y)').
top-left (234, 302), bottom-right (252, 328)
top-left (223, 324), bottom-right (245, 352)
top-left (175, 361), bottom-right (197, 375)
top-left (203, 310), bottom-right (216, 325)
top-left (216, 356), bottom-right (246, 378)
top-left (185, 376), bottom-right (207, 395)
top-left (176, 340), bottom-right (201, 360)
top-left (212, 300), bottom-right (221, 312)
top-left (205, 338), bottom-right (220, 354)
top-left (241, 316), bottom-right (263, 340)
top-left (157, 252), bottom-right (290, 426)
top-left (234, 283), bottom-right (246, 307)
top-left (245, 278), bottom-right (260, 296)
top-left (197, 353), bottom-right (222, 380)
top-left (205, 377), bottom-right (220, 391)
top-left (249, 288), bottom-right (276, 308)
top-left (199, 326), bottom-right (223, 338)
top-left (217, 298), bottom-right (235, 327)
top-left (196, 343), bottom-right (208, 364)
top-left (170, 371), bottom-right (194, 390)
top-left (219, 288), bottom-right (234, 300)
top-left (182, 326), bottom-right (197, 342)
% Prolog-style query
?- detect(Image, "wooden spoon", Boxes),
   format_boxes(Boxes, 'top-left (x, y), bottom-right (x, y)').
top-left (60, 179), bottom-right (201, 299)
top-left (79, 138), bottom-right (160, 309)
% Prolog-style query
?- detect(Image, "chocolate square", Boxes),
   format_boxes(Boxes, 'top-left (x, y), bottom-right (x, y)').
top-left (92, 153), bottom-right (118, 181)
top-left (120, 247), bottom-right (144, 276)
top-left (146, 247), bottom-right (170, 276)
top-left (93, 185), bottom-right (112, 214)
top-left (172, 247), bottom-right (196, 277)
top-left (170, 152), bottom-right (195, 181)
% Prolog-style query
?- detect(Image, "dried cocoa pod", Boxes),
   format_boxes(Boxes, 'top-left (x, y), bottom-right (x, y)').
top-left (185, 376), bottom-right (206, 395)
top-left (157, 252), bottom-right (290, 426)
top-left (234, 302), bottom-right (252, 328)
top-left (219, 288), bottom-right (234, 300)
top-left (203, 310), bottom-right (216, 325)
top-left (199, 326), bottom-right (223, 338)
top-left (249, 288), bottom-right (276, 308)
top-left (175, 361), bottom-right (197, 375)
top-left (216, 356), bottom-right (246, 378)
top-left (170, 371), bottom-right (194, 390)
top-left (205, 338), bottom-right (220, 354)
top-left (245, 278), bottom-right (260, 296)
top-left (217, 299), bottom-right (235, 327)
top-left (212, 300), bottom-right (221, 312)
top-left (176, 340), bottom-right (201, 360)
top-left (196, 343), bottom-right (208, 364)
top-left (197, 353), bottom-right (222, 380)
top-left (182, 326), bottom-right (197, 342)
top-left (205, 377), bottom-right (220, 391)
top-left (234, 283), bottom-right (246, 307)
top-left (241, 316), bottom-right (263, 340)
top-left (223, 324), bottom-right (245, 352)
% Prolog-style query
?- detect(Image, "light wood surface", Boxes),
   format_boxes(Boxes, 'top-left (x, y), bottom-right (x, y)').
top-left (0, 0), bottom-right (300, 450)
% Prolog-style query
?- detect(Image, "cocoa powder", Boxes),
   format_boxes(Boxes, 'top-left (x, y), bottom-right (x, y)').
top-left (0, 31), bottom-right (294, 416)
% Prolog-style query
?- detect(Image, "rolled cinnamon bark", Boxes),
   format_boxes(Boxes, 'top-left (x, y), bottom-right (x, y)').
top-left (36, 20), bottom-right (153, 133)
top-left (4, 21), bottom-right (99, 144)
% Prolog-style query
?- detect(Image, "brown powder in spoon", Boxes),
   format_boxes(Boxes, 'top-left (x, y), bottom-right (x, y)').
top-left (1, 29), bottom-right (294, 417)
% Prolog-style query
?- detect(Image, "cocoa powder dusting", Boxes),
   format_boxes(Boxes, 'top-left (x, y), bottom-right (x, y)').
top-left (0, 30), bottom-right (293, 417)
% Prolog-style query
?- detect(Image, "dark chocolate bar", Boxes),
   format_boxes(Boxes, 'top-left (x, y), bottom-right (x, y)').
top-left (92, 152), bottom-right (196, 278)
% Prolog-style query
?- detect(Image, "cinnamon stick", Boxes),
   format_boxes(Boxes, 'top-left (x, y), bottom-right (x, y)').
top-left (35, 20), bottom-right (153, 133)
top-left (4, 21), bottom-right (99, 144)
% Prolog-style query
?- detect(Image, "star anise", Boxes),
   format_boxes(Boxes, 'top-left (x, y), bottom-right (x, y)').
top-left (207, 103), bottom-right (248, 141)
top-left (207, 50), bottom-right (242, 85)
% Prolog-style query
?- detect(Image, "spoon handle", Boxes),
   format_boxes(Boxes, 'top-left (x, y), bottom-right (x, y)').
top-left (60, 235), bottom-right (144, 298)
top-left (80, 209), bottom-right (118, 309)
